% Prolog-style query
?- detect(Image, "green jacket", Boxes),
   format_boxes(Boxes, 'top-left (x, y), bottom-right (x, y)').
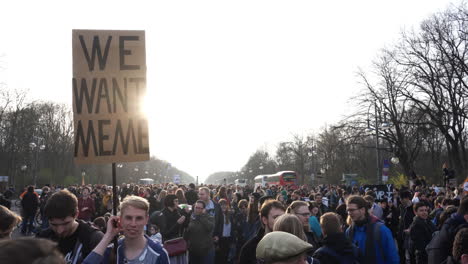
top-left (184, 213), bottom-right (215, 255)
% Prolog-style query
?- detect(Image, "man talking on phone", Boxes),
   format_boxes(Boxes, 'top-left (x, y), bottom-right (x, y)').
top-left (83, 195), bottom-right (169, 264)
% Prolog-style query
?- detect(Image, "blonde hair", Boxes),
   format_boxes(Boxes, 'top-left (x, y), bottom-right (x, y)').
top-left (273, 214), bottom-right (307, 241)
top-left (120, 195), bottom-right (149, 215)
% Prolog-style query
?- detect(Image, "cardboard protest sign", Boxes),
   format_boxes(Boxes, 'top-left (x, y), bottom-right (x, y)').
top-left (363, 184), bottom-right (394, 202)
top-left (72, 30), bottom-right (149, 164)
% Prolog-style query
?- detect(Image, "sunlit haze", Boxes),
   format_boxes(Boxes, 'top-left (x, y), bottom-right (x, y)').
top-left (0, 0), bottom-right (458, 181)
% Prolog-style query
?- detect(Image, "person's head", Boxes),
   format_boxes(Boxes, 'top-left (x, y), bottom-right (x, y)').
top-left (273, 214), bottom-right (307, 241)
top-left (238, 199), bottom-right (248, 215)
top-left (0, 205), bottom-right (21, 239)
top-left (198, 187), bottom-right (210, 202)
top-left (413, 202), bottom-right (429, 219)
top-left (346, 195), bottom-right (368, 223)
top-left (400, 190), bottom-right (412, 203)
top-left (189, 183), bottom-right (195, 190)
top-left (194, 200), bottom-right (206, 216)
top-left (44, 190), bottom-right (79, 238)
top-left (27, 186), bottom-right (34, 193)
top-left (380, 200), bottom-right (388, 209)
top-left (314, 193), bottom-right (322, 204)
top-left (164, 194), bottom-right (179, 209)
top-left (176, 188), bottom-right (185, 200)
top-left (276, 193), bottom-right (285, 203)
top-left (0, 238), bottom-right (65, 264)
top-left (158, 190), bottom-right (167, 200)
top-left (81, 187), bottom-right (90, 198)
top-left (434, 196), bottom-right (444, 208)
top-left (260, 200), bottom-right (286, 233)
top-left (458, 197), bottom-right (468, 222)
top-left (42, 186), bottom-right (50, 194)
top-left (308, 201), bottom-right (319, 216)
top-left (287, 201), bottom-right (310, 229)
top-left (256, 231), bottom-right (313, 264)
top-left (219, 199), bottom-right (229, 212)
top-left (119, 195), bottom-right (149, 239)
top-left (320, 212), bottom-right (342, 237)
top-left (453, 228), bottom-right (468, 263)
top-left (93, 217), bottom-right (107, 233)
top-left (149, 225), bottom-right (158, 235)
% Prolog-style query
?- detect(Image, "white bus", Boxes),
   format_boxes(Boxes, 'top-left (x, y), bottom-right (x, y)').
top-left (234, 179), bottom-right (247, 187)
top-left (138, 178), bottom-right (154, 185)
top-left (254, 175), bottom-right (269, 188)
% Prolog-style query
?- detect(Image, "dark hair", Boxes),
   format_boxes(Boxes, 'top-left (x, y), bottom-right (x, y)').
top-left (452, 228), bottom-right (468, 261)
top-left (189, 183), bottom-right (195, 189)
top-left (413, 202), bottom-right (427, 212)
top-left (0, 238), bottom-right (65, 264)
top-left (439, 205), bottom-right (458, 228)
top-left (347, 195), bottom-right (368, 208)
top-left (260, 200), bottom-right (285, 219)
top-left (27, 186), bottom-right (34, 193)
top-left (164, 194), bottom-right (178, 208)
top-left (195, 200), bottom-right (206, 208)
top-left (442, 198), bottom-right (452, 206)
top-left (335, 203), bottom-right (348, 224)
top-left (434, 196), bottom-right (444, 207)
top-left (400, 190), bottom-right (412, 200)
top-left (93, 217), bottom-right (107, 233)
top-left (457, 197), bottom-right (468, 215)
top-left (44, 190), bottom-right (78, 219)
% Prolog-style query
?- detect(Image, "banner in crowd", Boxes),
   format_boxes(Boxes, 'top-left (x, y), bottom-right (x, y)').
top-left (363, 184), bottom-right (394, 202)
top-left (72, 30), bottom-right (149, 164)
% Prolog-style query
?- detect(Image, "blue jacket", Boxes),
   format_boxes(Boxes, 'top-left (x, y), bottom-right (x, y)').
top-left (82, 236), bottom-right (170, 264)
top-left (346, 220), bottom-right (399, 264)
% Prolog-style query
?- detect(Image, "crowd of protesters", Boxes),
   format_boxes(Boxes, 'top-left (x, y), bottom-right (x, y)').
top-left (0, 178), bottom-right (467, 264)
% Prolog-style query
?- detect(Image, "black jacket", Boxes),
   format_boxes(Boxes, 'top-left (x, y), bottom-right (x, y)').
top-left (238, 227), bottom-right (264, 264)
top-left (37, 219), bottom-right (103, 264)
top-left (205, 200), bottom-right (223, 238)
top-left (160, 207), bottom-right (190, 241)
top-left (398, 203), bottom-right (415, 241)
top-left (313, 232), bottom-right (359, 264)
top-left (427, 213), bottom-right (468, 264)
top-left (409, 216), bottom-right (436, 251)
top-left (21, 192), bottom-right (39, 215)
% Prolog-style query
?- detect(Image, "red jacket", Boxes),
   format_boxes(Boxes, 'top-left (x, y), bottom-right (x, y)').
top-left (78, 197), bottom-right (95, 220)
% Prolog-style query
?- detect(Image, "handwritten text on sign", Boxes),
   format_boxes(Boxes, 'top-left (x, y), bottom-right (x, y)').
top-left (72, 30), bottom-right (149, 164)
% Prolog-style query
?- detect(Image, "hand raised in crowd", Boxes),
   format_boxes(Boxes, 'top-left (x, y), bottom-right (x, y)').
top-left (104, 215), bottom-right (122, 238)
top-left (177, 215), bottom-right (186, 224)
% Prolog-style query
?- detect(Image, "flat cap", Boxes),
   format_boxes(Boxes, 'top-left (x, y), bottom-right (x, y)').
top-left (256, 231), bottom-right (313, 261)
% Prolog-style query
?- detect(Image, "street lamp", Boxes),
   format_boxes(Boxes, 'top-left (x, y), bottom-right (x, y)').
top-left (391, 157), bottom-right (399, 165)
top-left (29, 141), bottom-right (46, 187)
top-left (366, 104), bottom-right (392, 184)
top-left (81, 170), bottom-right (86, 185)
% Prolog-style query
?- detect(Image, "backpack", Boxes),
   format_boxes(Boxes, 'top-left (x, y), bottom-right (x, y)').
top-left (315, 246), bottom-right (361, 264)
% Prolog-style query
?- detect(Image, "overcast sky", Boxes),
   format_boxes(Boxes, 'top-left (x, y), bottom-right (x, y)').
top-left (0, 0), bottom-right (459, 181)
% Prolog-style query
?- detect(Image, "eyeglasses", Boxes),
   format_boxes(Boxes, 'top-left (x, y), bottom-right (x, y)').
top-left (346, 208), bottom-right (361, 213)
top-left (296, 212), bottom-right (311, 217)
